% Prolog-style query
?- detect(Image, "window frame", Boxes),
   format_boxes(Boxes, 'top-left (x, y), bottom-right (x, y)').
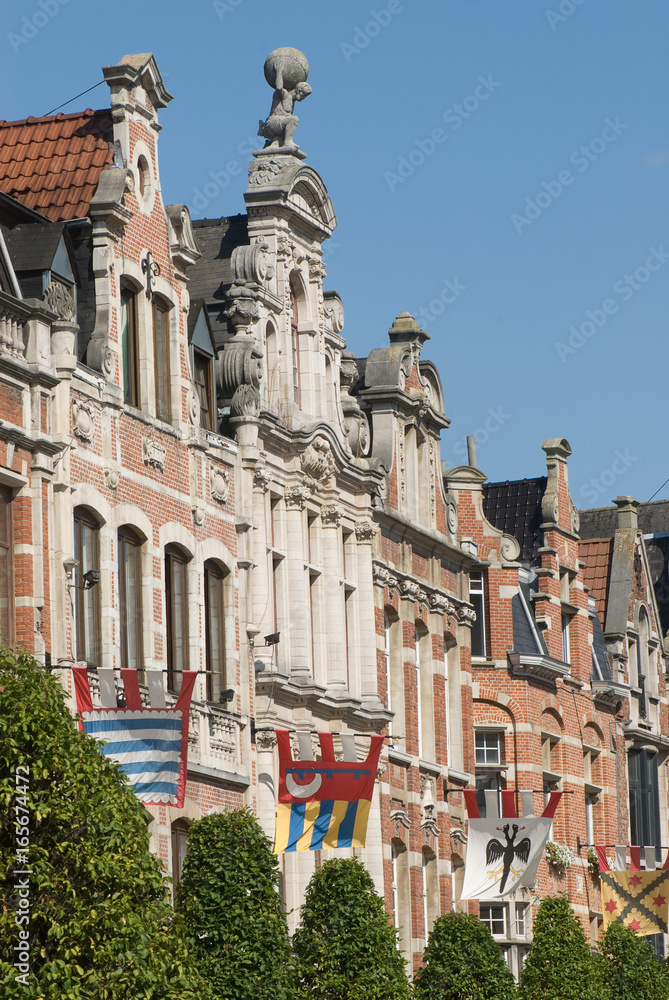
top-left (74, 508), bottom-right (100, 667)
top-left (165, 544), bottom-right (189, 695)
top-left (121, 285), bottom-right (139, 407)
top-left (469, 570), bottom-right (487, 658)
top-left (153, 298), bottom-right (171, 422)
top-left (290, 285), bottom-right (301, 406)
top-left (204, 560), bottom-right (226, 702)
top-left (118, 527), bottom-right (144, 679)
top-left (0, 486), bottom-right (13, 645)
top-left (171, 818), bottom-right (190, 888)
top-left (193, 347), bottom-right (215, 431)
top-left (479, 903), bottom-right (506, 937)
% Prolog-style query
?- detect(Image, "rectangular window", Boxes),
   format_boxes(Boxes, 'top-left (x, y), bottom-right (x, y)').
top-left (0, 486), bottom-right (13, 645)
top-left (153, 301), bottom-right (170, 421)
top-left (193, 349), bottom-right (214, 431)
top-left (384, 615), bottom-right (392, 716)
top-left (118, 529), bottom-right (143, 679)
top-left (469, 571), bottom-right (486, 657)
top-left (171, 821), bottom-right (189, 887)
top-left (480, 903), bottom-right (506, 937)
top-left (475, 731), bottom-right (501, 765)
top-left (585, 793), bottom-right (595, 845)
top-left (166, 547), bottom-right (188, 694)
top-left (515, 903), bottom-right (526, 937)
top-left (74, 510), bottom-right (100, 666)
top-left (561, 613), bottom-right (571, 663)
top-left (205, 563), bottom-right (225, 702)
top-left (415, 628), bottom-right (423, 759)
top-left (629, 748), bottom-right (661, 865)
top-left (121, 287), bottom-right (139, 407)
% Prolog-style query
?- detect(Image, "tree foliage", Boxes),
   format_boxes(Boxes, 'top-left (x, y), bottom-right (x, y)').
top-left (413, 910), bottom-right (517, 999)
top-left (597, 922), bottom-right (669, 1000)
top-left (292, 857), bottom-right (409, 1000)
top-left (176, 808), bottom-right (295, 1000)
top-left (519, 894), bottom-right (602, 1000)
top-left (0, 646), bottom-right (208, 1000)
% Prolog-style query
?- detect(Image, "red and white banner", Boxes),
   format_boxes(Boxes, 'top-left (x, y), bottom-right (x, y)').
top-left (73, 667), bottom-right (196, 808)
top-left (460, 790), bottom-right (562, 900)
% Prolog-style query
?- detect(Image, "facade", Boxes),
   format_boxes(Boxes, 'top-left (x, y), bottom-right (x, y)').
top-left (1, 48), bottom-right (668, 974)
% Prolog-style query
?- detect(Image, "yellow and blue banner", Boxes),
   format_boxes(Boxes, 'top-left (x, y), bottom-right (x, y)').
top-left (273, 729), bottom-right (384, 853)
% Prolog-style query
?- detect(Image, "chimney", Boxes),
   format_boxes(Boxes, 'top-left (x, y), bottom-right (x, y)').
top-left (613, 496), bottom-right (639, 532)
top-left (467, 435), bottom-right (477, 468)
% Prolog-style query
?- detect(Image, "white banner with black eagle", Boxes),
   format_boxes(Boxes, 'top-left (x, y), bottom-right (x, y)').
top-left (460, 790), bottom-right (562, 900)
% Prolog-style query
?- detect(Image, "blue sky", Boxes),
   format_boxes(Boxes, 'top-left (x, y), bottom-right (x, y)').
top-left (3, 0), bottom-right (668, 507)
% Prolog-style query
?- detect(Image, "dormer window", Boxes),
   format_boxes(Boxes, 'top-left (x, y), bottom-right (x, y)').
top-left (193, 349), bottom-right (214, 430)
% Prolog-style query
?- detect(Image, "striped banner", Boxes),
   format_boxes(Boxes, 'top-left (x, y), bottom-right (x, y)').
top-left (72, 667), bottom-right (196, 807)
top-left (273, 729), bottom-right (384, 853)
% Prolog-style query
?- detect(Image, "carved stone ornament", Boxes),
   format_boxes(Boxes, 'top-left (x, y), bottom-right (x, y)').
top-left (249, 157), bottom-right (284, 185)
top-left (301, 435), bottom-right (336, 482)
top-left (255, 729), bottom-right (278, 751)
top-left (186, 388), bottom-right (200, 426)
top-left (541, 489), bottom-right (560, 525)
top-left (143, 438), bottom-right (166, 472)
top-left (44, 280), bottom-right (76, 321)
top-left (340, 356), bottom-right (359, 389)
top-left (321, 503), bottom-right (345, 526)
top-left (500, 533), bottom-right (521, 562)
top-left (256, 47), bottom-right (312, 159)
top-left (285, 484), bottom-right (311, 509)
top-left (276, 236), bottom-right (295, 260)
top-left (231, 241), bottom-right (276, 284)
top-left (217, 333), bottom-right (263, 398)
top-left (104, 468), bottom-right (120, 490)
top-left (307, 257), bottom-right (326, 280)
top-left (210, 466), bottom-right (230, 503)
top-left (429, 593), bottom-right (455, 617)
top-left (373, 564), bottom-right (398, 590)
top-left (253, 466), bottom-right (272, 492)
top-left (343, 409), bottom-right (370, 458)
top-left (324, 291), bottom-right (345, 334)
top-left (71, 401), bottom-right (95, 442)
top-left (458, 605), bottom-right (477, 626)
top-left (570, 495), bottom-right (580, 533)
top-left (446, 498), bottom-right (458, 536)
top-left (400, 579), bottom-right (423, 602)
top-left (390, 808), bottom-right (412, 839)
top-left (231, 384), bottom-right (260, 418)
top-left (192, 506), bottom-right (205, 527)
top-left (223, 290), bottom-right (261, 334)
top-left (354, 520), bottom-right (379, 541)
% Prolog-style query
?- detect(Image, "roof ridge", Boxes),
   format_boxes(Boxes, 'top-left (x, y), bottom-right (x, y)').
top-left (0, 108), bottom-right (110, 128)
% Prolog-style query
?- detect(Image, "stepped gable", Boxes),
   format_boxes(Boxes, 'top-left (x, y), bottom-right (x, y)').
top-left (0, 109), bottom-right (114, 221)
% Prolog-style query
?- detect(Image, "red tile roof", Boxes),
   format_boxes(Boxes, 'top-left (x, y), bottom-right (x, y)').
top-left (581, 537), bottom-right (613, 626)
top-left (0, 109), bottom-right (114, 221)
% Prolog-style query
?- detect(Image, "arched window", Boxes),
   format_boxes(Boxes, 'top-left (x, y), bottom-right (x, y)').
top-left (265, 321), bottom-right (279, 412)
top-left (290, 283), bottom-right (300, 406)
top-left (165, 544), bottom-right (189, 693)
top-left (118, 527), bottom-right (143, 676)
top-left (204, 560), bottom-right (227, 702)
top-left (74, 507), bottom-right (100, 666)
top-left (171, 818), bottom-right (190, 887)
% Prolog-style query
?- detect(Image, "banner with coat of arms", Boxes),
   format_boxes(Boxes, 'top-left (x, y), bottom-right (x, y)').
top-left (596, 844), bottom-right (669, 936)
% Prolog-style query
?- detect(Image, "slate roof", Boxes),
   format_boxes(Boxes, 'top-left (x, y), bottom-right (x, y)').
top-left (6, 221), bottom-right (65, 272)
top-left (578, 506), bottom-right (617, 540)
top-left (512, 580), bottom-right (547, 655)
top-left (580, 537), bottom-right (613, 626)
top-left (482, 477), bottom-right (547, 562)
top-left (189, 215), bottom-right (249, 349)
top-left (0, 109), bottom-right (114, 221)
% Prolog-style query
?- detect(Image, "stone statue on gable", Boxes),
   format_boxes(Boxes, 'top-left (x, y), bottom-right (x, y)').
top-left (257, 47), bottom-right (311, 159)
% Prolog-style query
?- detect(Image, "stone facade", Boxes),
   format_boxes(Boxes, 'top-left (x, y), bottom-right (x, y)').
top-left (1, 49), bottom-right (668, 974)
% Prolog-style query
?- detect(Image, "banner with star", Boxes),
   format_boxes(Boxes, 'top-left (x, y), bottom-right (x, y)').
top-left (596, 844), bottom-right (669, 936)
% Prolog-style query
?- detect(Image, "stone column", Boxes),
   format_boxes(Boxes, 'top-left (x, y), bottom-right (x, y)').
top-left (321, 503), bottom-right (347, 690)
top-left (355, 519), bottom-right (380, 708)
top-left (284, 485), bottom-right (311, 680)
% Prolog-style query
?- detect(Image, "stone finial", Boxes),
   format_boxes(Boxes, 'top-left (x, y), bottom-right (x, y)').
top-left (256, 48), bottom-right (311, 160)
top-left (613, 496), bottom-right (640, 531)
top-left (387, 311), bottom-right (429, 347)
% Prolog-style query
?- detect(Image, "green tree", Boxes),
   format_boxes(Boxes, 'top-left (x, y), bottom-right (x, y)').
top-left (0, 646), bottom-right (208, 1000)
top-left (519, 894), bottom-right (603, 1000)
top-left (413, 910), bottom-right (517, 1000)
top-left (176, 808), bottom-right (295, 1000)
top-left (597, 922), bottom-right (669, 1000)
top-left (292, 857), bottom-right (410, 1000)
